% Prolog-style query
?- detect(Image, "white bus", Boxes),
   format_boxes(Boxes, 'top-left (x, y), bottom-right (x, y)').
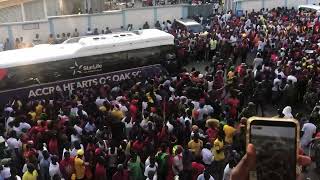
top-left (298, 4), bottom-right (320, 16)
top-left (0, 29), bottom-right (176, 102)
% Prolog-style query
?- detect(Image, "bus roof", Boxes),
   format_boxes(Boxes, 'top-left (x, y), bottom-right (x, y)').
top-left (0, 29), bottom-right (174, 69)
top-left (176, 19), bottom-right (201, 26)
top-left (298, 4), bottom-right (320, 11)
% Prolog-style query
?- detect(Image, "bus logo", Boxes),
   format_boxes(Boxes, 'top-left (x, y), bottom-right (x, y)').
top-left (70, 61), bottom-right (103, 76)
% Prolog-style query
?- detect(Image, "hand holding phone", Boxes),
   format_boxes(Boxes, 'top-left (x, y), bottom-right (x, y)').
top-left (230, 143), bottom-right (311, 180)
top-left (247, 117), bottom-right (299, 180)
top-left (230, 117), bottom-right (311, 180)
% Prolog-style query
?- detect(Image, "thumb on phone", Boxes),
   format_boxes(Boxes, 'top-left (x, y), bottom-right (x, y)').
top-left (230, 143), bottom-right (256, 180)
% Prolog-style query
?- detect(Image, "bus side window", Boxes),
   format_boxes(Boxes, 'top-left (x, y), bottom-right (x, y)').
top-left (100, 52), bottom-right (128, 72)
top-left (127, 47), bottom-right (161, 67)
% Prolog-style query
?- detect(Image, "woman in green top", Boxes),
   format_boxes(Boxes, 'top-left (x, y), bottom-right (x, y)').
top-left (128, 154), bottom-right (144, 180)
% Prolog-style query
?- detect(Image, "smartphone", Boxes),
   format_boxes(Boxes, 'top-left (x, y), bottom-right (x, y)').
top-left (247, 117), bottom-right (299, 180)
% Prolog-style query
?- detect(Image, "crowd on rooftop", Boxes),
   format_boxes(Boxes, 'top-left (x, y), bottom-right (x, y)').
top-left (0, 5), bottom-right (320, 180)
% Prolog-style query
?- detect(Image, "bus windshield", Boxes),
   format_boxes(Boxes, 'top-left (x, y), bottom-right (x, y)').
top-left (187, 24), bottom-right (204, 33)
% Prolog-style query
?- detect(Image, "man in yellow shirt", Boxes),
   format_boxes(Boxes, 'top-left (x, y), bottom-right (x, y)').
top-left (212, 135), bottom-right (225, 161)
top-left (111, 105), bottom-right (124, 121)
top-left (35, 101), bottom-right (43, 119)
top-left (223, 120), bottom-right (236, 144)
top-left (212, 134), bottom-right (225, 180)
top-left (22, 163), bottom-right (38, 180)
top-left (28, 110), bottom-right (36, 121)
top-left (74, 149), bottom-right (87, 180)
top-left (188, 133), bottom-right (203, 156)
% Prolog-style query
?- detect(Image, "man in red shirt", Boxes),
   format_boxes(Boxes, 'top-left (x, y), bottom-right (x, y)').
top-left (95, 156), bottom-right (107, 180)
top-left (112, 164), bottom-right (129, 180)
top-left (129, 99), bottom-right (138, 122)
top-left (132, 136), bottom-right (144, 155)
top-left (192, 157), bottom-right (205, 180)
top-left (59, 151), bottom-right (75, 180)
top-left (226, 93), bottom-right (240, 120)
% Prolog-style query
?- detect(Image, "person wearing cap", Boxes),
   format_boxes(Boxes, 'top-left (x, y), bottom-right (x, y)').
top-left (74, 149), bottom-right (88, 180)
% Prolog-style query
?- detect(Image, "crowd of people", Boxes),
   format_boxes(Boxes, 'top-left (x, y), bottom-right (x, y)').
top-left (0, 5), bottom-right (320, 180)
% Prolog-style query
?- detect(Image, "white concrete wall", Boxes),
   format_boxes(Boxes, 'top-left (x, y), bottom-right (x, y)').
top-left (287, 1), bottom-right (302, 9)
top-left (126, 8), bottom-right (155, 29)
top-left (0, 5), bottom-right (23, 23)
top-left (24, 0), bottom-right (45, 21)
top-left (157, 6), bottom-right (182, 23)
top-left (0, 26), bottom-right (8, 43)
top-left (264, 0), bottom-right (284, 10)
top-left (0, 5), bottom-right (186, 44)
top-left (10, 21), bottom-right (50, 44)
top-left (46, 0), bottom-right (61, 16)
top-left (52, 15), bottom-right (88, 36)
top-left (91, 11), bottom-right (123, 31)
top-left (239, 0), bottom-right (320, 11)
top-left (240, 0), bottom-right (261, 12)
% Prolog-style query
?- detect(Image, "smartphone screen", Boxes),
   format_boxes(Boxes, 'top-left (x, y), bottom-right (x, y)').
top-left (249, 120), bottom-right (297, 180)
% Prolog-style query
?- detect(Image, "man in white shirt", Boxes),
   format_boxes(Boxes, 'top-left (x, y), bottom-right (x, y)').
top-left (201, 143), bottom-right (213, 166)
top-left (86, 28), bottom-right (93, 35)
top-left (172, 148), bottom-right (183, 176)
top-left (74, 123), bottom-right (83, 135)
top-left (197, 104), bottom-right (208, 121)
top-left (275, 68), bottom-right (285, 79)
top-left (95, 97), bottom-right (108, 107)
top-left (33, 34), bottom-right (41, 45)
top-left (0, 164), bottom-right (11, 179)
top-left (84, 120), bottom-right (96, 133)
top-left (253, 53), bottom-right (263, 70)
top-left (6, 131), bottom-right (22, 150)
top-left (230, 34), bottom-right (237, 47)
top-left (0, 42), bottom-right (4, 52)
top-left (301, 120), bottom-right (317, 148)
top-left (197, 169), bottom-right (214, 180)
top-left (287, 74), bottom-right (297, 84)
top-left (19, 120), bottom-right (31, 132)
top-left (144, 158), bottom-right (158, 179)
top-left (257, 39), bottom-right (266, 51)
